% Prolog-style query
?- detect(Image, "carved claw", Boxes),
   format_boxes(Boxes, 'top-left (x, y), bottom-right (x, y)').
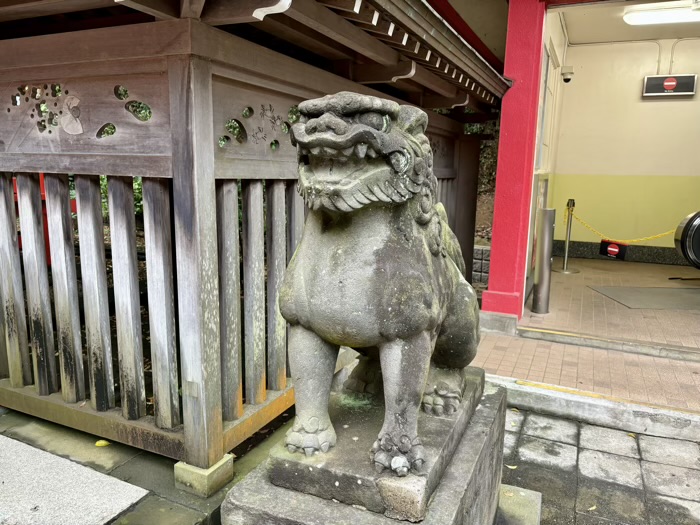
top-left (370, 434), bottom-right (425, 476)
top-left (285, 416), bottom-right (337, 456)
top-left (422, 379), bottom-right (463, 417)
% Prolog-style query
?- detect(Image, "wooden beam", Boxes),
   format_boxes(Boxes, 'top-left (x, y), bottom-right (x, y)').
top-left (285, 0), bottom-right (398, 65)
top-left (376, 25), bottom-right (407, 46)
top-left (339, 1), bottom-right (378, 25)
top-left (317, 0), bottom-right (360, 13)
top-left (180, 0), bottom-right (205, 18)
top-left (257, 14), bottom-right (353, 60)
top-left (412, 63), bottom-right (456, 98)
top-left (353, 60), bottom-right (415, 84)
top-left (422, 91), bottom-right (469, 110)
top-left (446, 110), bottom-right (498, 123)
top-left (201, 0), bottom-right (292, 24)
top-left (0, 0), bottom-right (112, 22)
top-left (115, 0), bottom-right (179, 19)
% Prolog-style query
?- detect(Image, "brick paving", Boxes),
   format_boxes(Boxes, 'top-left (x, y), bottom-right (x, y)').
top-left (519, 258), bottom-right (700, 350)
top-left (474, 333), bottom-right (700, 412)
top-left (503, 409), bottom-right (700, 525)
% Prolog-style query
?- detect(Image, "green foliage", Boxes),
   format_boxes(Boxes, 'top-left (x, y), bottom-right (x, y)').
top-left (465, 118), bottom-right (500, 195)
top-left (66, 175), bottom-right (143, 219)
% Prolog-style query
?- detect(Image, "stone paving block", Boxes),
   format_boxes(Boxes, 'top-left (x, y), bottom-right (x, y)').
top-left (111, 495), bottom-right (207, 525)
top-left (517, 435), bottom-right (578, 472)
top-left (4, 417), bottom-right (141, 473)
top-left (522, 413), bottom-right (579, 446)
top-left (647, 494), bottom-right (700, 525)
top-left (642, 461), bottom-right (700, 502)
top-left (575, 514), bottom-right (627, 525)
top-left (502, 462), bottom-right (578, 512)
top-left (504, 431), bottom-right (518, 458)
top-left (0, 434), bottom-right (147, 525)
top-left (506, 408), bottom-right (525, 432)
top-left (639, 435), bottom-right (700, 470)
top-left (540, 504), bottom-right (575, 525)
top-left (496, 485), bottom-right (542, 525)
top-left (578, 450), bottom-right (643, 489)
top-left (575, 477), bottom-right (646, 525)
top-left (579, 424), bottom-right (639, 459)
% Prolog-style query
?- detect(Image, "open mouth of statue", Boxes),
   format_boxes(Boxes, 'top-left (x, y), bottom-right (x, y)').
top-left (299, 141), bottom-right (381, 162)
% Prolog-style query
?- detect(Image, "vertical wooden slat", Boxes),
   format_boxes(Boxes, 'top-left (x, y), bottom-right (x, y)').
top-left (217, 180), bottom-right (243, 421)
top-left (453, 138), bottom-right (481, 273)
top-left (286, 185), bottom-right (305, 262)
top-left (143, 178), bottom-right (181, 429)
top-left (0, 174), bottom-right (31, 386)
top-left (169, 55), bottom-right (223, 469)
top-left (266, 180), bottom-right (286, 391)
top-left (242, 180), bottom-right (266, 405)
top-left (44, 174), bottom-right (85, 403)
top-left (75, 174), bottom-right (115, 411)
top-left (16, 173), bottom-right (58, 396)
top-left (108, 177), bottom-right (146, 420)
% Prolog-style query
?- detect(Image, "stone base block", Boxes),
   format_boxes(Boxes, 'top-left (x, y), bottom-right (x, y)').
top-left (174, 453), bottom-right (234, 498)
top-left (268, 367), bottom-right (485, 521)
top-left (496, 485), bottom-right (542, 524)
top-left (222, 384), bottom-right (507, 525)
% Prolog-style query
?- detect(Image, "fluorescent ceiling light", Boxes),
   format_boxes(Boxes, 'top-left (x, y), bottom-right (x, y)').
top-left (624, 3), bottom-right (700, 25)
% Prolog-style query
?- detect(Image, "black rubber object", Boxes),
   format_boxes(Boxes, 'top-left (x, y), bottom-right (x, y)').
top-left (675, 211), bottom-right (700, 269)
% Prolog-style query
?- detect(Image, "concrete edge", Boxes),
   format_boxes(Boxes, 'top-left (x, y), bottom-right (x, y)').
top-left (518, 326), bottom-right (700, 363)
top-left (486, 374), bottom-right (700, 442)
top-left (497, 485), bottom-right (542, 525)
top-left (480, 312), bottom-right (519, 336)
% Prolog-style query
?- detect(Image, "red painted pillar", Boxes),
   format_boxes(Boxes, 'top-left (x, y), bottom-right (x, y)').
top-left (481, 0), bottom-right (546, 318)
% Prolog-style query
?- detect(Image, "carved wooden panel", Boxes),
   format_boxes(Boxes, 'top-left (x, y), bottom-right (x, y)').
top-left (212, 75), bottom-right (300, 180)
top-left (0, 74), bottom-right (171, 176)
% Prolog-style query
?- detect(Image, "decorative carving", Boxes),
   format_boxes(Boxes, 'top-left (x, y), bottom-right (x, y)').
top-left (114, 85), bottom-right (129, 100)
top-left (225, 118), bottom-right (247, 143)
top-left (218, 135), bottom-right (231, 148)
top-left (242, 106), bottom-right (254, 118)
top-left (60, 95), bottom-right (83, 135)
top-left (97, 123), bottom-right (116, 138)
top-left (280, 92), bottom-right (479, 477)
top-left (125, 100), bottom-right (152, 122)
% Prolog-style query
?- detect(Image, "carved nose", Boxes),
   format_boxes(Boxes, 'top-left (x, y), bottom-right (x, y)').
top-left (306, 113), bottom-right (349, 134)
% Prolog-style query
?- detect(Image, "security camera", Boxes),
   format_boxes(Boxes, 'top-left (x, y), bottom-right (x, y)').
top-left (561, 66), bottom-right (574, 83)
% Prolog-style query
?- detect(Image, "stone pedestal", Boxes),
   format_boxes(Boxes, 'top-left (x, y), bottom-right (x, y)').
top-left (222, 382), bottom-right (510, 525)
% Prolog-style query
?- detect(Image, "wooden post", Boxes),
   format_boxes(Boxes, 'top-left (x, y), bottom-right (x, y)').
top-left (242, 180), bottom-right (266, 405)
top-left (75, 175), bottom-right (115, 411)
top-left (453, 138), bottom-right (481, 276)
top-left (169, 55), bottom-right (224, 469)
top-left (16, 173), bottom-right (58, 396)
top-left (143, 178), bottom-right (181, 429)
top-left (44, 174), bottom-right (85, 403)
top-left (217, 180), bottom-right (243, 421)
top-left (266, 180), bottom-right (286, 391)
top-left (108, 176), bottom-right (147, 420)
top-left (0, 173), bottom-right (31, 387)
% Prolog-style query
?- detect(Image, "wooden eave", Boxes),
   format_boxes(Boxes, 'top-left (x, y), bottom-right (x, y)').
top-left (0, 0), bottom-right (510, 116)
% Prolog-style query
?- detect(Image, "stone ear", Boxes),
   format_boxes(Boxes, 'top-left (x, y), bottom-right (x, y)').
top-left (397, 105), bottom-right (428, 136)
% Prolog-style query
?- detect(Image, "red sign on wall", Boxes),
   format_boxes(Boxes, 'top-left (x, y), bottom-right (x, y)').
top-left (663, 77), bottom-right (678, 90)
top-left (600, 240), bottom-right (627, 260)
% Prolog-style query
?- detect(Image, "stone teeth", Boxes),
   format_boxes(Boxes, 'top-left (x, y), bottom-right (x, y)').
top-left (342, 147), bottom-right (354, 156)
top-left (311, 147), bottom-right (322, 155)
top-left (356, 143), bottom-right (368, 159)
top-left (323, 147), bottom-right (337, 155)
top-left (366, 148), bottom-right (378, 159)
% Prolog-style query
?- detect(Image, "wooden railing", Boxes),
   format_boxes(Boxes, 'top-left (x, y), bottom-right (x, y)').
top-left (0, 171), bottom-right (298, 465)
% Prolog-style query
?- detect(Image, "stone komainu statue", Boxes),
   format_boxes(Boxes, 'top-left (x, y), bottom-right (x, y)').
top-left (279, 92), bottom-right (480, 477)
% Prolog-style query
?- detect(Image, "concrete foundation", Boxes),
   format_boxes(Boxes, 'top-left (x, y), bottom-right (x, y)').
top-left (222, 384), bottom-right (510, 525)
top-left (174, 454), bottom-right (234, 498)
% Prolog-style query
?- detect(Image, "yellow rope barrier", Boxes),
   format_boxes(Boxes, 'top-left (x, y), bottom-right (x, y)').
top-left (562, 208), bottom-right (675, 245)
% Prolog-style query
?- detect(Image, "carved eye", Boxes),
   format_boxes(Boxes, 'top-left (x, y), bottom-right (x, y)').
top-left (357, 112), bottom-right (386, 131)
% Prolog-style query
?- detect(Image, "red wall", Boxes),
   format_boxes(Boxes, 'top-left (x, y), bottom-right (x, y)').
top-left (481, 0), bottom-right (546, 318)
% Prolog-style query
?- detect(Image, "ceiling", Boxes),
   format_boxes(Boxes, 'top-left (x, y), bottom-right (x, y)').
top-left (557, 0), bottom-right (700, 44)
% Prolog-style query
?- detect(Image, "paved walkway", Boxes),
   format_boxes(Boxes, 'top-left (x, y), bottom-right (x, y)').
top-left (503, 407), bottom-right (700, 524)
top-left (520, 258), bottom-right (700, 350)
top-left (474, 333), bottom-right (700, 412)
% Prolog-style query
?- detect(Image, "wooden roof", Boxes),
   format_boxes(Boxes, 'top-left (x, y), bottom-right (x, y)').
top-left (0, 0), bottom-right (510, 116)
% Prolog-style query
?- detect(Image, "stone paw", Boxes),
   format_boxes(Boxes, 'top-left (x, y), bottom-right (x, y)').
top-left (370, 434), bottom-right (425, 477)
top-left (422, 381), bottom-right (461, 416)
top-left (285, 416), bottom-right (337, 456)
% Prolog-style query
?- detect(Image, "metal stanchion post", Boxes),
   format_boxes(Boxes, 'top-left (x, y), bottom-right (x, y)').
top-left (532, 208), bottom-right (556, 314)
top-left (553, 198), bottom-right (580, 274)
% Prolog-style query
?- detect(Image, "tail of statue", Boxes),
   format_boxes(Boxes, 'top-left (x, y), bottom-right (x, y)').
top-left (435, 203), bottom-right (467, 277)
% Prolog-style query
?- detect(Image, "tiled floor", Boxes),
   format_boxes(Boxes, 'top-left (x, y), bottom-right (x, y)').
top-left (474, 333), bottom-right (700, 412)
top-left (520, 258), bottom-right (700, 350)
top-left (503, 409), bottom-right (700, 525)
